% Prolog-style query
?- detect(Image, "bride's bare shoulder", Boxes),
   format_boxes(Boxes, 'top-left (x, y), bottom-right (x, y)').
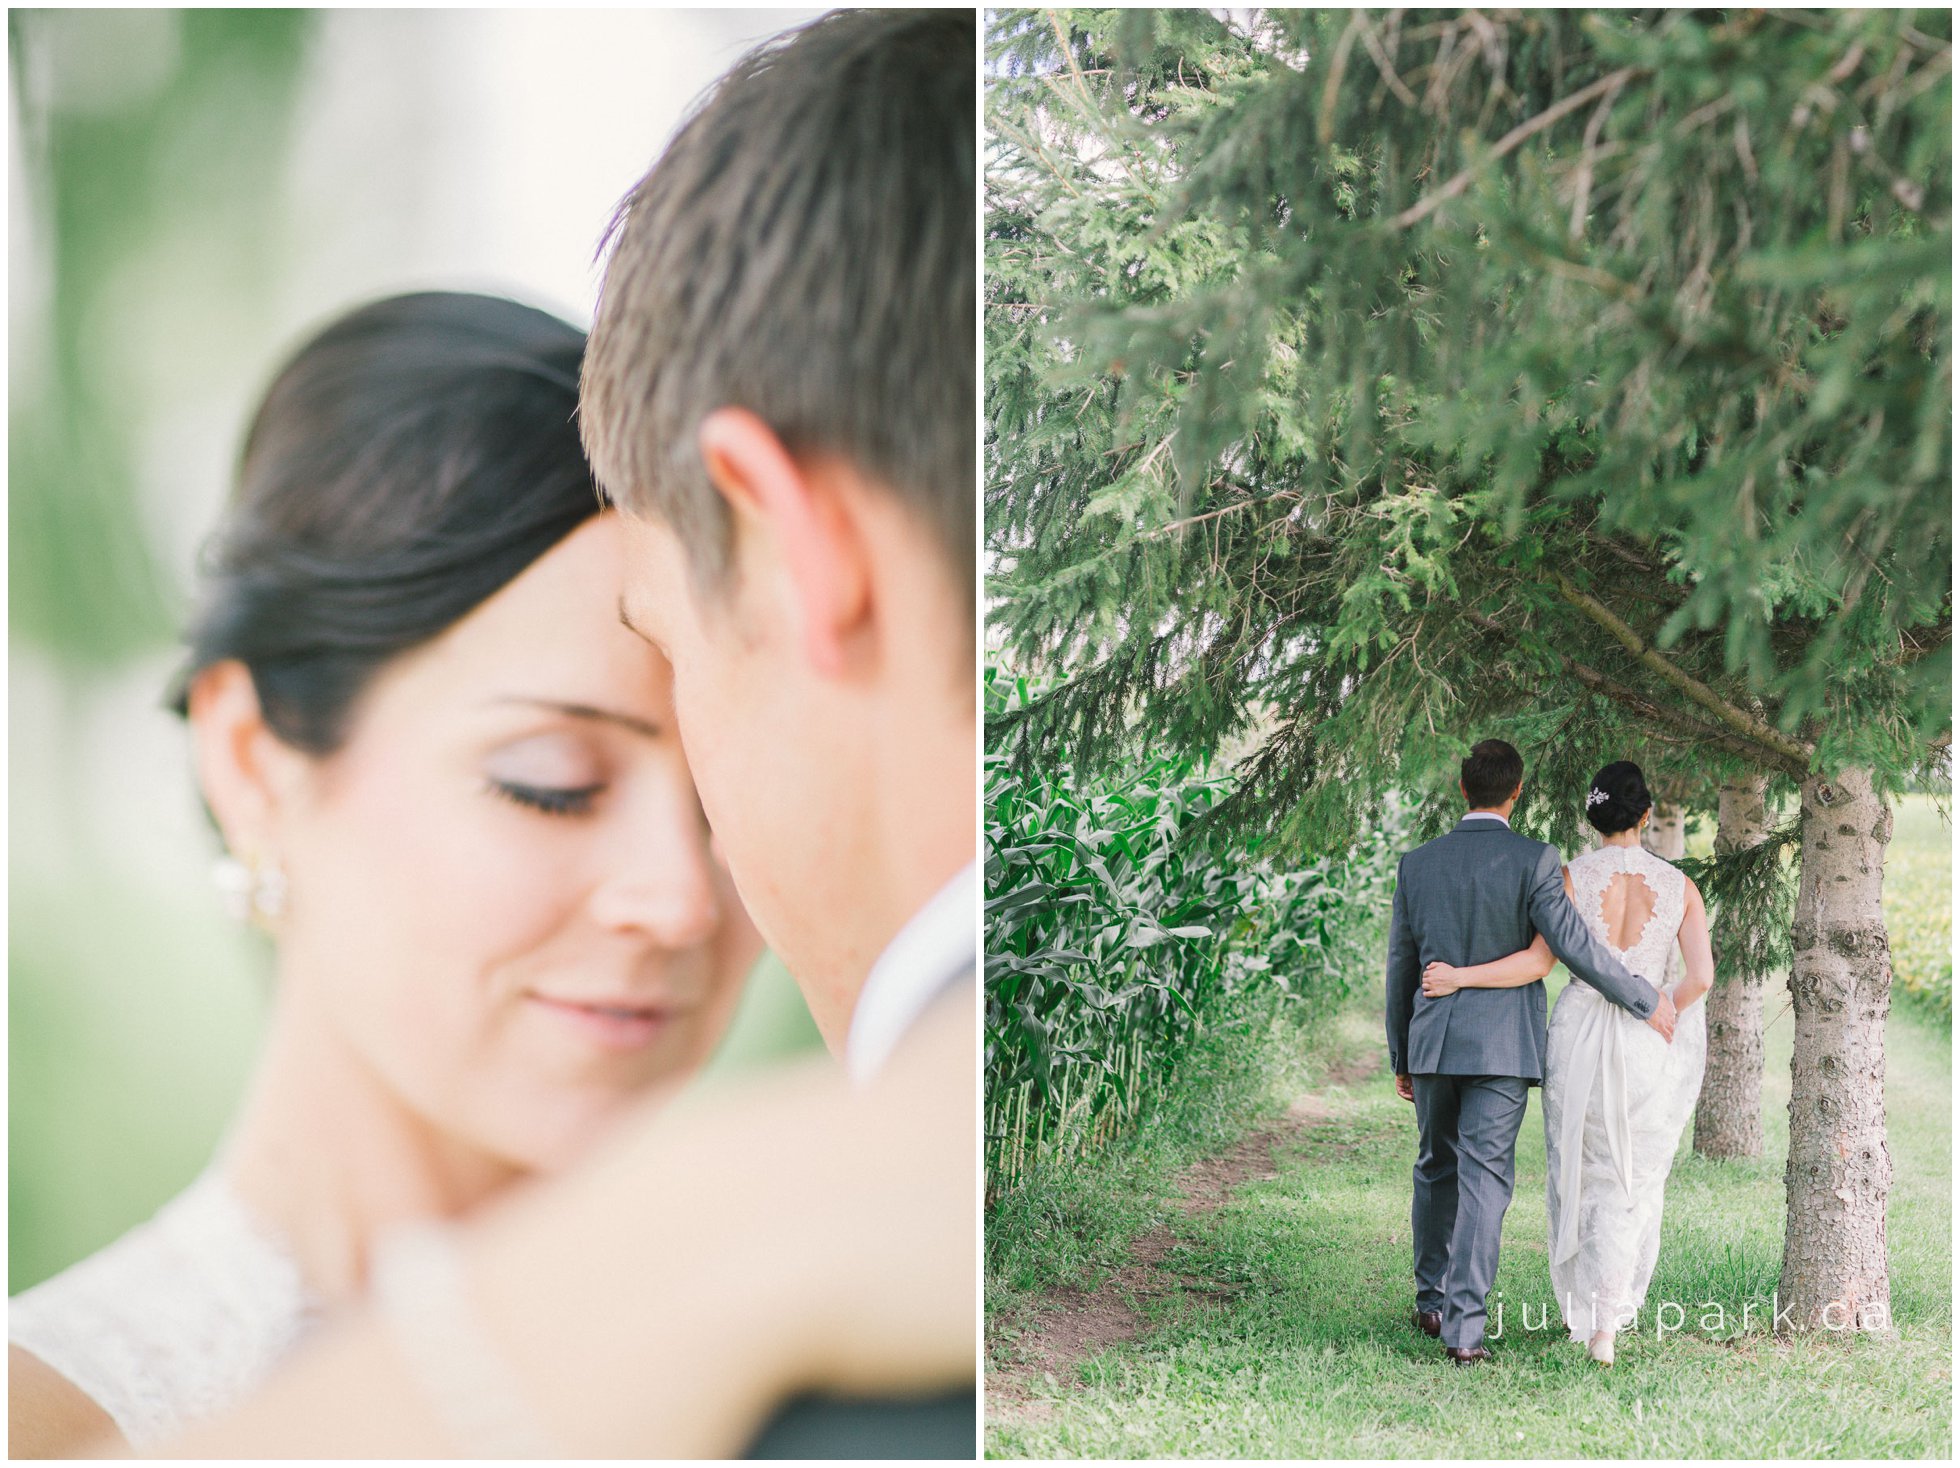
top-left (8, 1343), bottom-right (124, 1459)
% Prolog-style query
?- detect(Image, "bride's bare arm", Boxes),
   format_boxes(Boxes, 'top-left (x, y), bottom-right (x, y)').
top-left (140, 997), bottom-right (975, 1460)
top-left (1672, 880), bottom-right (1715, 1011)
top-left (1422, 865), bottom-right (1578, 997)
top-left (10, 1345), bottom-right (124, 1460)
top-left (1422, 934), bottom-right (1556, 996)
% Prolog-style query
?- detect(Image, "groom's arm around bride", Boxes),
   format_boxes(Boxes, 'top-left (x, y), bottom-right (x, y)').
top-left (1386, 752), bottom-right (1677, 1106)
top-left (1388, 841), bottom-right (1677, 1106)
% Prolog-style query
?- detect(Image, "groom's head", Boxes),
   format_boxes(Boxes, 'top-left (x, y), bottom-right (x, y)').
top-left (1461, 739), bottom-right (1524, 812)
top-left (581, 9), bottom-right (974, 1045)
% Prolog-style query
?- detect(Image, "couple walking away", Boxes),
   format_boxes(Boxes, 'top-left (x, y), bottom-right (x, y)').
top-left (1386, 740), bottom-right (1714, 1367)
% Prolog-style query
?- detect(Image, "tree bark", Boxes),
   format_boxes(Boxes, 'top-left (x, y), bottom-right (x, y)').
top-left (1642, 788), bottom-right (1688, 983)
top-left (1779, 766), bottom-right (1893, 1334)
top-left (1693, 773), bottom-right (1770, 1160)
top-left (1641, 800), bottom-right (1686, 859)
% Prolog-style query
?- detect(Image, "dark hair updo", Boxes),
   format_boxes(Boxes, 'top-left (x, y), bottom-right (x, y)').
top-left (1584, 760), bottom-right (1653, 835)
top-left (171, 292), bottom-right (600, 754)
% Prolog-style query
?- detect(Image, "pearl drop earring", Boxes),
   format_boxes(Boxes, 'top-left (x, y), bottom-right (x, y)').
top-left (213, 851), bottom-right (287, 926)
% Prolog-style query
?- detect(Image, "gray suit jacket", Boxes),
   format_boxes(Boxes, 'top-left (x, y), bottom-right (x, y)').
top-left (1384, 816), bottom-right (1660, 1085)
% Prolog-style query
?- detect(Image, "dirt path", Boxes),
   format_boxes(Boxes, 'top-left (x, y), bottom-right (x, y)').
top-left (986, 1048), bottom-right (1380, 1427)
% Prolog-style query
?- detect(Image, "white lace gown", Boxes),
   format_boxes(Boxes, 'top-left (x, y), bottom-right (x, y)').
top-left (8, 1170), bottom-right (321, 1449)
top-left (1542, 842), bottom-right (1707, 1342)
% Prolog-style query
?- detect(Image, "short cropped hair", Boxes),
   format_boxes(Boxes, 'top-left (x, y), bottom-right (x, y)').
top-left (581, 9), bottom-right (975, 604)
top-left (1461, 739), bottom-right (1525, 808)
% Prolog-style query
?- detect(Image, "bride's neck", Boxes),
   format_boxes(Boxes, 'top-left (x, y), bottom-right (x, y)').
top-left (216, 980), bottom-right (523, 1307)
top-left (1600, 828), bottom-right (1645, 849)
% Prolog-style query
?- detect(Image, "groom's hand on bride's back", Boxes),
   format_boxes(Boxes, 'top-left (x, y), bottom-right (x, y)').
top-left (1645, 989), bottom-right (1678, 1043)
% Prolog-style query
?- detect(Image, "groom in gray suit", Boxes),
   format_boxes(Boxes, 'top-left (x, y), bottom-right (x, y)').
top-left (1385, 739), bottom-right (1678, 1363)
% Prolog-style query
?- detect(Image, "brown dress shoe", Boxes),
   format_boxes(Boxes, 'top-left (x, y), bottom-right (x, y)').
top-left (1411, 1309), bottom-right (1442, 1338)
top-left (1444, 1344), bottom-right (1492, 1365)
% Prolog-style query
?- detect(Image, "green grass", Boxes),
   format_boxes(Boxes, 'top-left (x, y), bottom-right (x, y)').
top-left (987, 978), bottom-right (1952, 1458)
top-left (1886, 795), bottom-right (1952, 1022)
top-left (987, 992), bottom-right (1347, 1303)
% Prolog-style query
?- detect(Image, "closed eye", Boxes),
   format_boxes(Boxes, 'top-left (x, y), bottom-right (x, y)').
top-left (487, 779), bottom-right (604, 817)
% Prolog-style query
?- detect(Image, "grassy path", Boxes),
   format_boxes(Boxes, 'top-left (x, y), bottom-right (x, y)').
top-left (987, 983), bottom-right (1952, 1458)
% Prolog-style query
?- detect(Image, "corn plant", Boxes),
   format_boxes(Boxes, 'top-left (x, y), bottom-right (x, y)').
top-left (985, 672), bottom-right (1398, 1198)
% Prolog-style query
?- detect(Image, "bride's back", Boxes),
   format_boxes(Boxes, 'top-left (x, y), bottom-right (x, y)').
top-left (1568, 843), bottom-right (1687, 983)
top-left (1596, 862), bottom-right (1661, 951)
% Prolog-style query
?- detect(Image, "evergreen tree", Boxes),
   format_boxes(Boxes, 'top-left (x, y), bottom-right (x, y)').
top-left (986, 7), bottom-right (1950, 1332)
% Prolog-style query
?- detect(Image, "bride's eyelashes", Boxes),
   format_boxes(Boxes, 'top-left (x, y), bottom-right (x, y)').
top-left (486, 778), bottom-right (605, 818)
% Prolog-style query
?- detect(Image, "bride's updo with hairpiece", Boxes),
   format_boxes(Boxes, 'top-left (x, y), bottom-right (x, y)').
top-left (1584, 760), bottom-right (1652, 835)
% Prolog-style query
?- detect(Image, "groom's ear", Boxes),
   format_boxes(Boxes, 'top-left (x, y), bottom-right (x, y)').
top-left (696, 407), bottom-right (871, 678)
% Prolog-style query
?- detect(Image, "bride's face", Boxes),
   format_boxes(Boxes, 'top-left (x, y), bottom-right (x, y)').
top-left (255, 513), bottom-right (758, 1170)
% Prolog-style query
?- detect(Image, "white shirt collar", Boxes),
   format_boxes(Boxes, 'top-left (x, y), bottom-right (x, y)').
top-left (845, 862), bottom-right (976, 1084)
top-left (1462, 811), bottom-right (1510, 825)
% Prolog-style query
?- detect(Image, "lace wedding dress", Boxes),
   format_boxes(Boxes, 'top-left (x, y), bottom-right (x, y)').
top-left (8, 1169), bottom-right (321, 1448)
top-left (1543, 842), bottom-right (1707, 1343)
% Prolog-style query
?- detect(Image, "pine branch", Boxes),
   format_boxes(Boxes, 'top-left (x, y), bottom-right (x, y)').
top-left (1354, 11), bottom-right (1417, 109)
top-left (1678, 818), bottom-right (1802, 983)
top-left (1144, 488), bottom-right (1300, 542)
top-left (1391, 67), bottom-right (1646, 230)
top-left (1553, 572), bottom-right (1814, 773)
top-left (1583, 529), bottom-right (1663, 574)
top-left (1564, 660), bottom-right (1798, 773)
top-left (1043, 9), bottom-right (1155, 198)
top-left (1898, 614), bottom-right (1951, 665)
top-left (1461, 606), bottom-right (1801, 773)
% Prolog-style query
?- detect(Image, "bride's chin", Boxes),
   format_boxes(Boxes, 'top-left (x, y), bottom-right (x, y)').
top-left (456, 1081), bottom-right (665, 1178)
top-left (509, 1074), bottom-right (670, 1168)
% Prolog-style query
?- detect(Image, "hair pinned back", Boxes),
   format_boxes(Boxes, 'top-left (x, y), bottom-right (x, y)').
top-left (171, 292), bottom-right (599, 755)
top-left (1584, 760), bottom-right (1653, 835)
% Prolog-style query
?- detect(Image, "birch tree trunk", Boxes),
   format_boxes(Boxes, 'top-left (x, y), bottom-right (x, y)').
top-left (1642, 790), bottom-right (1687, 985)
top-left (1641, 800), bottom-right (1687, 859)
top-left (1693, 773), bottom-right (1770, 1160)
top-left (1779, 766), bottom-right (1893, 1334)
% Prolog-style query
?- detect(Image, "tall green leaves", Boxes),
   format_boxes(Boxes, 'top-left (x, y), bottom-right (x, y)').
top-left (985, 674), bottom-right (1396, 1196)
top-left (986, 753), bottom-right (1235, 1102)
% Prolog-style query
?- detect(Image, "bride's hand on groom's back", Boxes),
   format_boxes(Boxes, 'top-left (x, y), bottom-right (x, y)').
top-left (1421, 961), bottom-right (1461, 996)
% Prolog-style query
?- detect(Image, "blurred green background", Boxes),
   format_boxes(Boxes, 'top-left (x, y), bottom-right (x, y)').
top-left (8, 8), bottom-right (828, 1294)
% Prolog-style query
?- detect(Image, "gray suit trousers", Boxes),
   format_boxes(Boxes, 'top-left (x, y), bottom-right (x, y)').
top-left (1411, 1073), bottom-right (1528, 1349)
